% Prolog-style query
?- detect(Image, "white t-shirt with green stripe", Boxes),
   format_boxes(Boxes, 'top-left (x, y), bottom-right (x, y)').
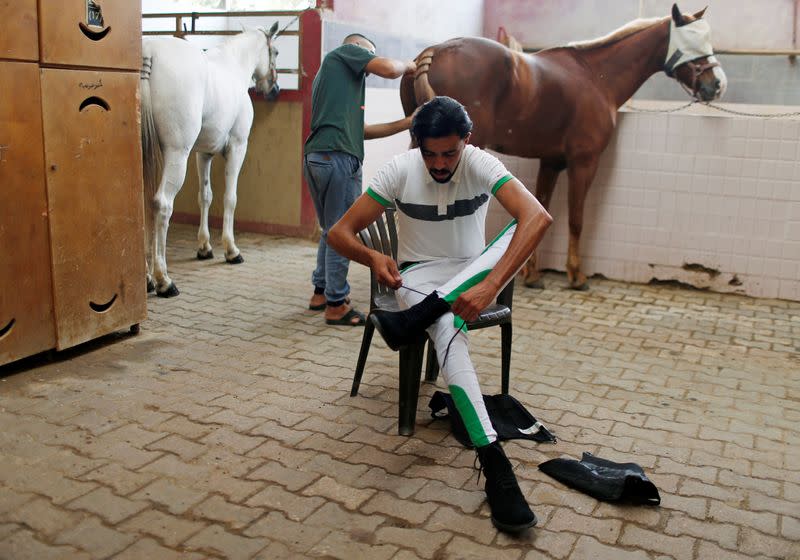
top-left (366, 145), bottom-right (513, 265)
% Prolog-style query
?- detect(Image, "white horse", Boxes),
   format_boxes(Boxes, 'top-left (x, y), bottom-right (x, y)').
top-left (141, 23), bottom-right (280, 297)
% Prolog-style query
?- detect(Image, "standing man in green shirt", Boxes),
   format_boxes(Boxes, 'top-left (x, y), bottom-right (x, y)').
top-left (305, 33), bottom-right (416, 326)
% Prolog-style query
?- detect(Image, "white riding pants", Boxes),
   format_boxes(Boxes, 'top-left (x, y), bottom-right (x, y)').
top-left (397, 221), bottom-right (518, 447)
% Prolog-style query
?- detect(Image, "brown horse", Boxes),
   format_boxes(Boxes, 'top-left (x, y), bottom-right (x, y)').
top-left (400, 4), bottom-right (726, 289)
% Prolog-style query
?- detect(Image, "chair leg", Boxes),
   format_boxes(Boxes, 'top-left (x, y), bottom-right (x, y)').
top-left (424, 339), bottom-right (439, 383)
top-left (351, 319), bottom-right (375, 397)
top-left (501, 322), bottom-right (511, 395)
top-left (398, 341), bottom-right (426, 436)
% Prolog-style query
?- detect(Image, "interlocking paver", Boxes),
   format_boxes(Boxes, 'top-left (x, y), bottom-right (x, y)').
top-left (569, 535), bottom-right (649, 560)
top-left (183, 524), bottom-right (269, 560)
top-left (301, 475), bottom-right (376, 510)
top-left (309, 531), bottom-right (398, 560)
top-left (246, 460), bottom-right (319, 491)
top-left (373, 526), bottom-right (451, 558)
top-left (307, 501), bottom-right (386, 535)
top-left (131, 479), bottom-right (208, 515)
top-left (245, 485), bottom-right (325, 521)
top-left (0, 224), bottom-right (797, 559)
top-left (739, 527), bottom-right (800, 559)
top-left (118, 509), bottom-right (206, 547)
top-left (362, 492), bottom-right (438, 525)
top-left (664, 513), bottom-right (739, 551)
top-left (442, 535), bottom-right (526, 559)
top-left (5, 497), bottom-right (86, 538)
top-left (0, 529), bottom-right (92, 560)
top-left (53, 517), bottom-right (137, 558)
top-left (546, 508), bottom-right (622, 544)
top-left (112, 537), bottom-right (207, 560)
top-left (65, 487), bottom-right (149, 524)
top-left (191, 494), bottom-right (265, 530)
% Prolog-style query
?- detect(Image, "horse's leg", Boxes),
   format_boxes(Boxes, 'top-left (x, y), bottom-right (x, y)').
top-left (196, 152), bottom-right (214, 260)
top-left (221, 140), bottom-right (246, 264)
top-left (565, 155), bottom-right (600, 291)
top-left (152, 149), bottom-right (190, 297)
top-left (144, 211), bottom-right (155, 293)
top-left (524, 159), bottom-right (562, 289)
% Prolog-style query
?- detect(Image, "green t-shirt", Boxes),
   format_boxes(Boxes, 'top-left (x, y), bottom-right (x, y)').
top-left (304, 43), bottom-right (376, 161)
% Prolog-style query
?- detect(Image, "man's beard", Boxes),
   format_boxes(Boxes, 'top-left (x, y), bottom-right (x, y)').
top-left (429, 169), bottom-right (454, 183)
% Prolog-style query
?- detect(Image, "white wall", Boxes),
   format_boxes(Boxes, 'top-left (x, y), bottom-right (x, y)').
top-left (326, 0), bottom-right (483, 45)
top-left (484, 0), bottom-right (797, 51)
top-left (363, 88), bottom-right (412, 194)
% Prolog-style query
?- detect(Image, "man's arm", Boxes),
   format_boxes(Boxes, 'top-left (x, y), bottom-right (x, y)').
top-left (365, 57), bottom-right (416, 79)
top-left (450, 179), bottom-right (552, 321)
top-left (328, 194), bottom-right (402, 289)
top-left (364, 115), bottom-right (412, 140)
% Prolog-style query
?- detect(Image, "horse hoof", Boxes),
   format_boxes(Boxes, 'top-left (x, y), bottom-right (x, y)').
top-left (570, 282), bottom-right (590, 291)
top-left (157, 283), bottom-right (180, 298)
top-left (130, 324), bottom-right (140, 334)
top-left (146, 279), bottom-right (156, 293)
top-left (524, 278), bottom-right (545, 289)
top-left (197, 249), bottom-right (214, 260)
top-left (226, 254), bottom-right (244, 264)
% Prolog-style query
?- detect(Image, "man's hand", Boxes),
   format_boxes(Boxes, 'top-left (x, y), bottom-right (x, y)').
top-left (450, 282), bottom-right (497, 323)
top-left (371, 253), bottom-right (402, 290)
top-left (404, 60), bottom-right (417, 75)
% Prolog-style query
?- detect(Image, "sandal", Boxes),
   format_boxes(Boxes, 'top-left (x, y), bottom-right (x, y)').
top-left (325, 307), bottom-right (366, 326)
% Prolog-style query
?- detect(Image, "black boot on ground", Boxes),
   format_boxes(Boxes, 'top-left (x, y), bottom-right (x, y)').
top-left (370, 292), bottom-right (450, 351)
top-left (476, 440), bottom-right (537, 533)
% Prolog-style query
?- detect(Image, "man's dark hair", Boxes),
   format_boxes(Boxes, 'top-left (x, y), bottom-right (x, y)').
top-left (343, 33), bottom-right (376, 50)
top-left (411, 96), bottom-right (473, 143)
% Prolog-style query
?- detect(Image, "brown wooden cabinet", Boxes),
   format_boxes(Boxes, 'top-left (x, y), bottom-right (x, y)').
top-left (0, 62), bottom-right (57, 364)
top-left (38, 0), bottom-right (141, 70)
top-left (1, 1), bottom-right (145, 366)
top-left (40, 68), bottom-right (146, 350)
top-left (0, 0), bottom-right (39, 61)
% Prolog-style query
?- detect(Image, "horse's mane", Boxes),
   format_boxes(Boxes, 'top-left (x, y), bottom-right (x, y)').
top-left (567, 16), bottom-right (668, 50)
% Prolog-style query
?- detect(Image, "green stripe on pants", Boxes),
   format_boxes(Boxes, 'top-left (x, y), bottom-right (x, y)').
top-left (450, 384), bottom-right (491, 447)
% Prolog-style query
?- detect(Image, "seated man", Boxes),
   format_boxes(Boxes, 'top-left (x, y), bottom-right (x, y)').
top-left (328, 96), bottom-right (553, 533)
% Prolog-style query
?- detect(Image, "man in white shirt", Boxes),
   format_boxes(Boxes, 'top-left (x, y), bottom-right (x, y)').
top-left (328, 96), bottom-right (552, 533)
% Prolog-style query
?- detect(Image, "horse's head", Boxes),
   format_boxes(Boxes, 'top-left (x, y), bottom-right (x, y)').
top-left (255, 21), bottom-right (280, 101)
top-left (664, 4), bottom-right (727, 102)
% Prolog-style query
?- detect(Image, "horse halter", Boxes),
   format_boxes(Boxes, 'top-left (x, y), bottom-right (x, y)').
top-left (663, 19), bottom-right (719, 100)
top-left (256, 28), bottom-right (278, 95)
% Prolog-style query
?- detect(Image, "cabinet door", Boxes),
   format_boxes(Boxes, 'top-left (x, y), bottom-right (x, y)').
top-left (38, 0), bottom-right (140, 70)
top-left (0, 0), bottom-right (39, 61)
top-left (40, 68), bottom-right (146, 350)
top-left (0, 62), bottom-right (56, 365)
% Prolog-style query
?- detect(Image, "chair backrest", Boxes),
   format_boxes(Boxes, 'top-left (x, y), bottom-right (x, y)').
top-left (357, 208), bottom-right (398, 310)
top-left (497, 276), bottom-right (515, 310)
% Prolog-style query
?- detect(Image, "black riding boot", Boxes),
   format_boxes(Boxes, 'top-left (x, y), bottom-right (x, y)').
top-left (476, 440), bottom-right (537, 533)
top-left (370, 292), bottom-right (450, 351)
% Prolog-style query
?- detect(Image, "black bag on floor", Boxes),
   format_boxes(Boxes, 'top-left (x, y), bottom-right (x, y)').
top-left (429, 390), bottom-right (556, 448)
top-left (539, 452), bottom-right (661, 505)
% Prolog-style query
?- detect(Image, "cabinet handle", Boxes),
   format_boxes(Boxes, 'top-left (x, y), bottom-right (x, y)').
top-left (89, 294), bottom-right (117, 313)
top-left (79, 96), bottom-right (110, 112)
top-left (78, 23), bottom-right (111, 41)
top-left (0, 319), bottom-right (15, 340)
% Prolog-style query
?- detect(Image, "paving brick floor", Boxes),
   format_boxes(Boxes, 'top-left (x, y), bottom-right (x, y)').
top-left (1, 224), bottom-right (798, 559)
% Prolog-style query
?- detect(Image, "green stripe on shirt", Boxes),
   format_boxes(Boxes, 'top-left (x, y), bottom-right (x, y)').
top-left (366, 187), bottom-right (392, 207)
top-left (491, 174), bottom-right (514, 196)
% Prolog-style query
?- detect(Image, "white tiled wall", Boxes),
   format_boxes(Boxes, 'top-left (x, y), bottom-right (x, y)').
top-left (364, 92), bottom-right (800, 301)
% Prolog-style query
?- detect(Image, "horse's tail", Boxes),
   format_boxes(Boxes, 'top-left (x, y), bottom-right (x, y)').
top-left (401, 47), bottom-right (437, 148)
top-left (412, 48), bottom-right (436, 106)
top-left (140, 50), bottom-right (162, 229)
